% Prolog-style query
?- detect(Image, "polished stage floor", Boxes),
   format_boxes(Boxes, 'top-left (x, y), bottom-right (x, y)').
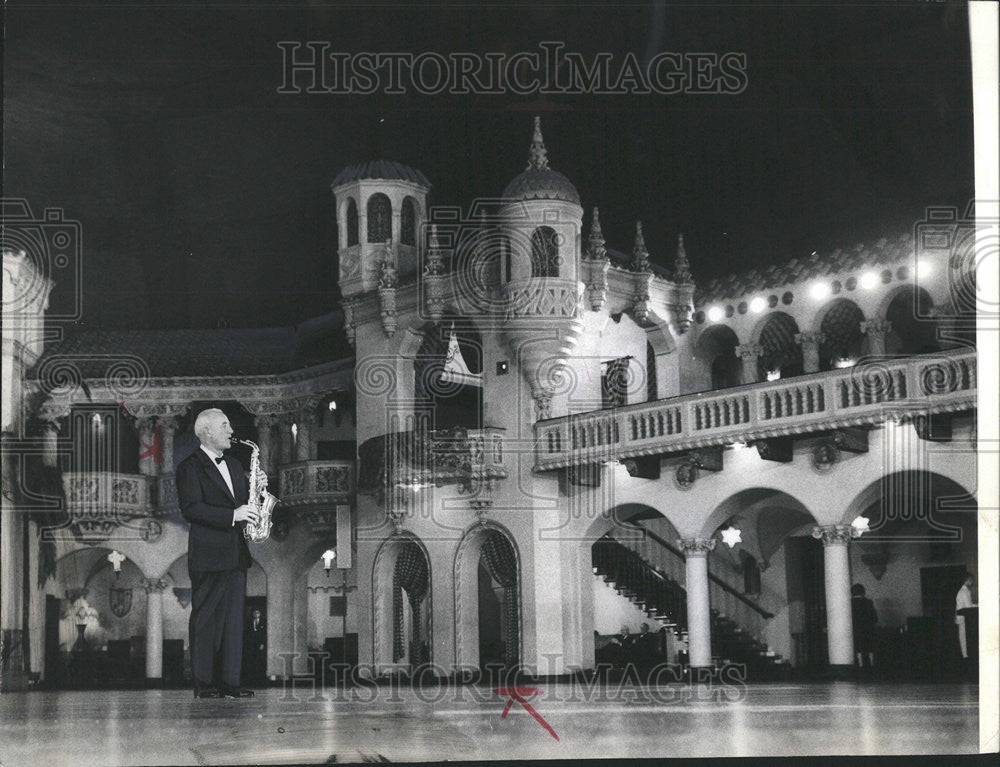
top-left (0, 681), bottom-right (980, 765)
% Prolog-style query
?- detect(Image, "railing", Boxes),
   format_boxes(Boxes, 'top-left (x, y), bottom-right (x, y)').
top-left (536, 349), bottom-right (976, 470)
top-left (62, 472), bottom-right (150, 515)
top-left (279, 460), bottom-right (356, 505)
top-left (358, 426), bottom-right (507, 494)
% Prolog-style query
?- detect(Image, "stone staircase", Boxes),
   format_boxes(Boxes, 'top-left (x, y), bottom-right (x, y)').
top-left (593, 532), bottom-right (792, 681)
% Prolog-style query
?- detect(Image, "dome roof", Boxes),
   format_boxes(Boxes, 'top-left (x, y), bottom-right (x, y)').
top-left (502, 116), bottom-right (580, 206)
top-left (331, 160), bottom-right (430, 189)
top-left (503, 167), bottom-right (580, 205)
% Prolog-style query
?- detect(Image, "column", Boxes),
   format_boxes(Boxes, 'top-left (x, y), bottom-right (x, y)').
top-left (267, 568), bottom-right (294, 680)
top-left (860, 318), bottom-right (892, 357)
top-left (796, 332), bottom-right (825, 373)
top-left (137, 417), bottom-right (158, 477)
top-left (679, 537), bottom-right (716, 669)
top-left (40, 419), bottom-right (60, 467)
top-left (159, 416), bottom-right (178, 475)
top-left (278, 414), bottom-right (294, 466)
top-left (734, 343), bottom-right (762, 385)
top-left (143, 577), bottom-right (168, 684)
top-left (253, 414), bottom-right (277, 474)
top-left (295, 401), bottom-right (317, 463)
top-left (1, 431), bottom-right (27, 689)
top-left (812, 525), bottom-right (855, 668)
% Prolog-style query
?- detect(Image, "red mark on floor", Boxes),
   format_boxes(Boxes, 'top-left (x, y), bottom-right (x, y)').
top-left (493, 687), bottom-right (559, 741)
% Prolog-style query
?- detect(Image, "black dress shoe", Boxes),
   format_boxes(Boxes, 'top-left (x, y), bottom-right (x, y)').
top-left (218, 684), bottom-right (255, 698)
top-left (194, 686), bottom-right (221, 699)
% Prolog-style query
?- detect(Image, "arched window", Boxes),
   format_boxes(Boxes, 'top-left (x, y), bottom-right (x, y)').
top-left (367, 193), bottom-right (391, 243)
top-left (818, 299), bottom-right (865, 370)
top-left (757, 313), bottom-right (804, 380)
top-left (885, 287), bottom-right (940, 355)
top-left (530, 226), bottom-right (559, 278)
top-left (346, 198), bottom-right (359, 246)
top-left (401, 197), bottom-right (417, 246)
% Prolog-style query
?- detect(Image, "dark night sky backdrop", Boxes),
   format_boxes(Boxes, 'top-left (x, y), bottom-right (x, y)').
top-left (3, 1), bottom-right (974, 331)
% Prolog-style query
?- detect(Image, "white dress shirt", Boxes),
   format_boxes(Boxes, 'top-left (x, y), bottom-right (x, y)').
top-left (200, 445), bottom-right (237, 526)
top-left (955, 584), bottom-right (976, 625)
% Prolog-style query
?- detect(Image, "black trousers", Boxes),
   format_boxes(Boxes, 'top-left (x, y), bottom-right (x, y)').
top-left (189, 569), bottom-right (246, 687)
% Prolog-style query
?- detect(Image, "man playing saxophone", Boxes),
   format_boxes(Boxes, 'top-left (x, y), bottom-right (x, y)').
top-left (176, 408), bottom-right (265, 699)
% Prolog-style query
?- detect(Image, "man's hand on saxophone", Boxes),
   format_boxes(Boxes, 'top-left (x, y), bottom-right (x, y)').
top-left (233, 504), bottom-right (260, 525)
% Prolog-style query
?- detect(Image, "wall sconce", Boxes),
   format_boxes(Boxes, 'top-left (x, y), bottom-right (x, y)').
top-left (328, 398), bottom-right (337, 412)
top-left (322, 548), bottom-right (336, 577)
top-left (107, 550), bottom-right (126, 579)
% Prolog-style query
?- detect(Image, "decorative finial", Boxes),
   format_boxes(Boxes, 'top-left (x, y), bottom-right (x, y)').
top-left (674, 233), bottom-right (692, 283)
top-left (425, 224), bottom-right (445, 275)
top-left (632, 221), bottom-right (650, 273)
top-left (587, 207), bottom-right (607, 260)
top-left (527, 115), bottom-right (549, 171)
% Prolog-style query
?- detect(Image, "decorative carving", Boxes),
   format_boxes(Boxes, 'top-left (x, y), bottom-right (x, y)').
top-left (141, 578), bottom-right (169, 594)
top-left (583, 207), bottom-right (610, 312)
top-left (534, 391), bottom-right (553, 421)
top-left (423, 225), bottom-right (448, 321)
top-left (505, 282), bottom-right (580, 319)
top-left (678, 537), bottom-right (716, 557)
top-left (670, 303), bottom-right (693, 334)
top-left (631, 221), bottom-right (650, 273)
top-left (675, 460), bottom-right (699, 489)
top-left (673, 234), bottom-right (693, 284)
top-left (811, 439), bottom-right (840, 470)
top-left (379, 286), bottom-right (397, 338)
top-left (811, 525), bottom-right (856, 545)
top-left (342, 298), bottom-right (357, 347)
top-left (470, 498), bottom-right (492, 525)
top-left (735, 343), bottom-right (763, 361)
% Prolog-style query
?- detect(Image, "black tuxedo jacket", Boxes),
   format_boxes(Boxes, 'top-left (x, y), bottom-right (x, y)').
top-left (176, 448), bottom-right (252, 572)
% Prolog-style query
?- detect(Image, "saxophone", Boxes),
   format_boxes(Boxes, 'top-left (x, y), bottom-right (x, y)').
top-left (235, 438), bottom-right (279, 543)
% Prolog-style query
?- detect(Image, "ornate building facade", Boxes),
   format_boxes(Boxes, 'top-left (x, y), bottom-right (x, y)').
top-left (1, 117), bottom-right (979, 690)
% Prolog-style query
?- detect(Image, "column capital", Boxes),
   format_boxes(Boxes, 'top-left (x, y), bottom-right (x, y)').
top-left (678, 537), bottom-right (716, 557)
top-left (795, 331), bottom-right (825, 347)
top-left (811, 524), bottom-right (855, 546)
top-left (860, 318), bottom-right (892, 338)
top-left (254, 412), bottom-right (280, 430)
top-left (141, 578), bottom-right (170, 594)
top-left (734, 343), bottom-right (763, 360)
top-left (157, 414), bottom-right (179, 433)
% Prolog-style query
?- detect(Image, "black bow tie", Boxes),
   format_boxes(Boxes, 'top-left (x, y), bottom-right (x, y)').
top-left (214, 456), bottom-right (225, 465)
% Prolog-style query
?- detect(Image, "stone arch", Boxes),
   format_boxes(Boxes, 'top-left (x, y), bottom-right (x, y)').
top-left (366, 193), bottom-right (392, 243)
top-left (345, 197), bottom-right (359, 246)
top-left (694, 324), bottom-right (742, 390)
top-left (815, 298), bottom-right (866, 370)
top-left (453, 521), bottom-right (521, 670)
top-left (751, 312), bottom-right (803, 379)
top-left (698, 487), bottom-right (818, 541)
top-left (839, 469), bottom-right (977, 534)
top-left (372, 531), bottom-right (433, 673)
top-left (881, 285), bottom-right (940, 355)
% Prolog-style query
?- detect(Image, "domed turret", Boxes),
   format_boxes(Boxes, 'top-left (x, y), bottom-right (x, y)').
top-left (502, 118), bottom-right (581, 205)
top-left (331, 160), bottom-right (431, 298)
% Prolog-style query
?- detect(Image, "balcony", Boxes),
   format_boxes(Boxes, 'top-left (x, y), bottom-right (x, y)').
top-left (358, 426), bottom-right (507, 495)
top-left (535, 349), bottom-right (976, 471)
top-left (278, 460), bottom-right (356, 507)
top-left (61, 472), bottom-right (154, 541)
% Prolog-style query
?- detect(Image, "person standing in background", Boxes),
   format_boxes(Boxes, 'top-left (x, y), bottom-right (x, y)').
top-left (955, 573), bottom-right (977, 670)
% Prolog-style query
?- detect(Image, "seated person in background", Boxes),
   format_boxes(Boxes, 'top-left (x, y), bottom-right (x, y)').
top-left (851, 584), bottom-right (877, 668)
top-left (634, 622), bottom-right (660, 667)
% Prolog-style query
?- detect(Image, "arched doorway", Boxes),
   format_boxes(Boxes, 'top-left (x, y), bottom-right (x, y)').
top-left (817, 299), bottom-right (865, 370)
top-left (455, 524), bottom-right (520, 673)
top-left (755, 312), bottom-right (803, 380)
top-left (373, 533), bottom-right (432, 674)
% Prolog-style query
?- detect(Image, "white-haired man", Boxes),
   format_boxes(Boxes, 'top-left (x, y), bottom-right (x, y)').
top-left (176, 408), bottom-right (259, 699)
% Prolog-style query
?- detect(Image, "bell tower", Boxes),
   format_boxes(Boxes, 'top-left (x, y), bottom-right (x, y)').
top-left (498, 116), bottom-right (585, 419)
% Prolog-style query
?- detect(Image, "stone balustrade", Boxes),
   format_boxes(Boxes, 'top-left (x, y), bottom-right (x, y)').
top-left (535, 349), bottom-right (976, 470)
top-left (279, 460), bottom-right (356, 506)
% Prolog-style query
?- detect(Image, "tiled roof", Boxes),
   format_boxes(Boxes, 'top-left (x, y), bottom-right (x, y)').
top-left (331, 160), bottom-right (430, 188)
top-left (35, 312), bottom-right (352, 380)
top-left (502, 167), bottom-right (581, 205)
top-left (695, 233), bottom-right (913, 304)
